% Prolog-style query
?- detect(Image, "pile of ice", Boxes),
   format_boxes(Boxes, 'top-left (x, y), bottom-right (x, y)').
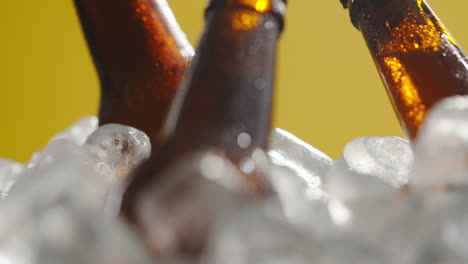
top-left (1, 96), bottom-right (468, 264)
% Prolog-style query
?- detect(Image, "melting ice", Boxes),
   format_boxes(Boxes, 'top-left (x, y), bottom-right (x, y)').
top-left (2, 96), bottom-right (468, 264)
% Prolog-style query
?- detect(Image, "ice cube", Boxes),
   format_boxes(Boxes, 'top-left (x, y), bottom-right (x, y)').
top-left (414, 190), bottom-right (468, 263)
top-left (310, 192), bottom-right (440, 264)
top-left (0, 139), bottom-right (150, 263)
top-left (26, 151), bottom-right (41, 169)
top-left (343, 137), bottom-right (413, 187)
top-left (324, 157), bottom-right (395, 203)
top-left (0, 158), bottom-right (25, 199)
top-left (204, 204), bottom-right (317, 264)
top-left (49, 116), bottom-right (98, 146)
top-left (266, 164), bottom-right (346, 237)
top-left (412, 96), bottom-right (468, 188)
top-left (0, 201), bottom-right (153, 264)
top-left (83, 124), bottom-right (151, 179)
top-left (32, 208), bottom-right (154, 264)
top-left (133, 150), bottom-right (266, 258)
top-left (3, 139), bottom-right (116, 224)
top-left (268, 128), bottom-right (333, 188)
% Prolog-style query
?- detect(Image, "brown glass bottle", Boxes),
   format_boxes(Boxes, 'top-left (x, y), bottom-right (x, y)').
top-left (119, 0), bottom-right (286, 251)
top-left (342, 0), bottom-right (468, 139)
top-left (74, 0), bottom-right (194, 142)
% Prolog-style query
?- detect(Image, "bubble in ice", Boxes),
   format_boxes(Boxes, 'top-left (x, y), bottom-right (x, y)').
top-left (49, 116), bottom-right (98, 146)
top-left (83, 124), bottom-right (151, 178)
top-left (412, 96), bottom-right (468, 188)
top-left (268, 128), bottom-right (333, 188)
top-left (343, 136), bottom-right (413, 187)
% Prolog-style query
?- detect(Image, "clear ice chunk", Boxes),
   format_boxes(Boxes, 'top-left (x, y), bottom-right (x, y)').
top-left (268, 128), bottom-right (333, 188)
top-left (4, 139), bottom-right (117, 219)
top-left (414, 190), bottom-right (468, 264)
top-left (134, 150), bottom-right (261, 258)
top-left (412, 96), bottom-right (468, 188)
top-left (83, 124), bottom-right (151, 179)
top-left (0, 137), bottom-right (153, 264)
top-left (324, 157), bottom-right (395, 203)
top-left (0, 158), bottom-right (25, 199)
top-left (25, 117), bottom-right (98, 170)
top-left (26, 151), bottom-right (42, 169)
top-left (343, 136), bottom-right (413, 187)
top-left (204, 204), bottom-right (318, 264)
top-left (309, 192), bottom-right (444, 264)
top-left (49, 116), bottom-right (98, 146)
top-left (0, 193), bottom-right (153, 264)
top-left (266, 163), bottom-right (346, 237)
top-left (30, 209), bottom-right (154, 264)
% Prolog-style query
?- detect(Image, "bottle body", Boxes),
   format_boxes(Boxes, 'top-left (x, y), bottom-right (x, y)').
top-left (161, 0), bottom-right (283, 164)
top-left (119, 0), bottom-right (286, 248)
top-left (74, 0), bottom-right (194, 142)
top-left (347, 0), bottom-right (468, 138)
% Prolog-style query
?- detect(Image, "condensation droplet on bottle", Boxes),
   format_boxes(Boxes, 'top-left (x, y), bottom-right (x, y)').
top-left (264, 21), bottom-right (274, 30)
top-left (254, 78), bottom-right (266, 90)
top-left (237, 132), bottom-right (252, 149)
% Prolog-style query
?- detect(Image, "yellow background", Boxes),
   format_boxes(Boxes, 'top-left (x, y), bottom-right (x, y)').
top-left (1, 0), bottom-right (467, 163)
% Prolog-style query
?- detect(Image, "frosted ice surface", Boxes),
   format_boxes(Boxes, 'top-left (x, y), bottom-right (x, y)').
top-left (403, 191), bottom-right (468, 264)
top-left (0, 158), bottom-right (25, 199)
top-left (267, 165), bottom-right (347, 236)
top-left (83, 124), bottom-right (151, 179)
top-left (31, 139), bottom-right (84, 169)
top-left (344, 137), bottom-right (413, 187)
top-left (306, 193), bottom-right (440, 264)
top-left (31, 209), bottom-right (153, 264)
top-left (204, 205), bottom-right (317, 264)
top-left (26, 151), bottom-right (41, 169)
top-left (0, 201), bottom-right (153, 264)
top-left (49, 116), bottom-right (98, 146)
top-left (135, 150), bottom-right (259, 258)
top-left (324, 157), bottom-right (395, 203)
top-left (268, 128), bottom-right (333, 188)
top-left (412, 96), bottom-right (468, 188)
top-left (3, 139), bottom-right (117, 222)
top-left (26, 117), bottom-right (97, 169)
top-left (0, 138), bottom-right (153, 264)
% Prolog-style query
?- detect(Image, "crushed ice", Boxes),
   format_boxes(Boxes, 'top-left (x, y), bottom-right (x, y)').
top-left (2, 96), bottom-right (468, 263)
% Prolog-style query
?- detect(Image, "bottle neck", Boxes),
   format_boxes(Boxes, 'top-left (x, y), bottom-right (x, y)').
top-left (344, 0), bottom-right (468, 139)
top-left (75, 0), bottom-right (195, 141)
top-left (205, 0), bottom-right (286, 32)
top-left (74, 0), bottom-right (194, 85)
top-left (162, 0), bottom-right (285, 162)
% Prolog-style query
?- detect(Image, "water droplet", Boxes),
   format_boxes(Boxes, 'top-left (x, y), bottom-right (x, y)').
top-left (237, 133), bottom-right (252, 149)
top-left (265, 21), bottom-right (274, 30)
top-left (254, 78), bottom-right (266, 90)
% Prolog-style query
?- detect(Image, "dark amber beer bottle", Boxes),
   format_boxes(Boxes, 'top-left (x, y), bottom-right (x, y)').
top-left (74, 0), bottom-right (194, 142)
top-left (341, 0), bottom-right (468, 139)
top-left (119, 0), bottom-right (286, 253)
